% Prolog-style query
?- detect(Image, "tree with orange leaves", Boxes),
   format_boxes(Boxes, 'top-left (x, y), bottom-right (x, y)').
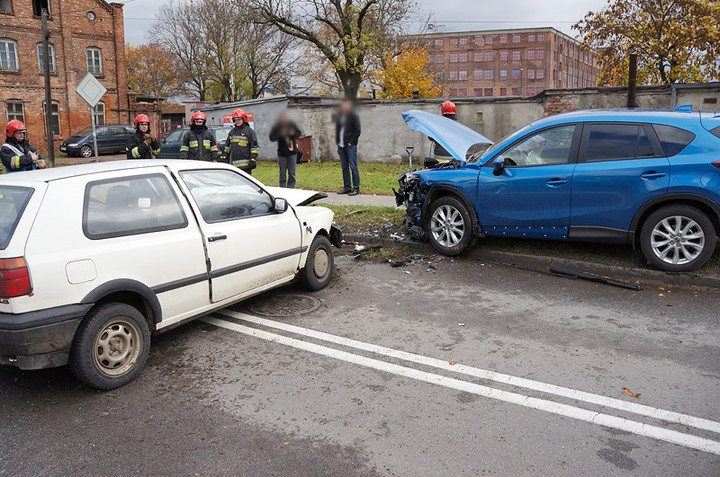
top-left (377, 46), bottom-right (441, 99)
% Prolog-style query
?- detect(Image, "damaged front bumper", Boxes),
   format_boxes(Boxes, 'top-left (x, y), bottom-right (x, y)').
top-left (393, 172), bottom-right (428, 240)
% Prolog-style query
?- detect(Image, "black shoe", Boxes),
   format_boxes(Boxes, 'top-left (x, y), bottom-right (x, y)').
top-left (348, 190), bottom-right (359, 196)
top-left (337, 189), bottom-right (351, 194)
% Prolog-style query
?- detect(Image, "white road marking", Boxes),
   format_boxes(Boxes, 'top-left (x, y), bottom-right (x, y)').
top-left (202, 316), bottom-right (720, 456)
top-left (215, 310), bottom-right (720, 435)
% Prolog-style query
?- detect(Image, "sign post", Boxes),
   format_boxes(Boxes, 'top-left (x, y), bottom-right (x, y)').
top-left (75, 73), bottom-right (107, 163)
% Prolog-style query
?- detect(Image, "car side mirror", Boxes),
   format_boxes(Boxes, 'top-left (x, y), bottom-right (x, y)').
top-left (492, 157), bottom-right (505, 176)
top-left (274, 197), bottom-right (288, 213)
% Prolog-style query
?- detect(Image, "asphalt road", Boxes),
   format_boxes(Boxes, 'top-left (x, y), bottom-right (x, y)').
top-left (1, 251), bottom-right (719, 476)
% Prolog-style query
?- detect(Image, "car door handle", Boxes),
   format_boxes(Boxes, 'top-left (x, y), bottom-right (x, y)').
top-left (641, 171), bottom-right (666, 179)
top-left (545, 178), bottom-right (568, 187)
top-left (208, 234), bottom-right (227, 242)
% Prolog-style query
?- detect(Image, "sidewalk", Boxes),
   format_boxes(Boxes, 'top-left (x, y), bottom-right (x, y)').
top-left (317, 192), bottom-right (398, 208)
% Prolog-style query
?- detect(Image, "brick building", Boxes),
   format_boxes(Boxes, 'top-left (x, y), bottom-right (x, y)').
top-left (423, 27), bottom-right (599, 98)
top-left (0, 0), bottom-right (128, 153)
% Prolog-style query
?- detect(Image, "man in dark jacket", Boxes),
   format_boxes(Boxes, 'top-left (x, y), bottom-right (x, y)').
top-left (225, 109), bottom-right (259, 175)
top-left (180, 111), bottom-right (219, 161)
top-left (1, 120), bottom-right (45, 173)
top-left (335, 98), bottom-right (361, 195)
top-left (269, 112), bottom-right (301, 188)
top-left (126, 114), bottom-right (161, 159)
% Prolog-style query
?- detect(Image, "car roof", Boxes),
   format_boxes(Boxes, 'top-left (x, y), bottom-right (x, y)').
top-left (530, 109), bottom-right (708, 128)
top-left (0, 160), bottom-right (229, 183)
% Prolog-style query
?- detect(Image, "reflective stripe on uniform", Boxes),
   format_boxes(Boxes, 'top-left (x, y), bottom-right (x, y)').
top-left (189, 140), bottom-right (199, 148)
top-left (203, 140), bottom-right (212, 149)
top-left (210, 145), bottom-right (219, 152)
top-left (180, 146), bottom-right (190, 152)
top-left (131, 146), bottom-right (142, 158)
top-left (152, 147), bottom-right (161, 154)
top-left (13, 156), bottom-right (20, 169)
top-left (250, 148), bottom-right (259, 154)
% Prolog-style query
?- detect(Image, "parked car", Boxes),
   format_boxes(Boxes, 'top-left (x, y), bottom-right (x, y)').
top-left (60, 124), bottom-right (136, 157)
top-left (0, 160), bottom-right (341, 389)
top-left (156, 126), bottom-right (232, 162)
top-left (396, 108), bottom-right (720, 271)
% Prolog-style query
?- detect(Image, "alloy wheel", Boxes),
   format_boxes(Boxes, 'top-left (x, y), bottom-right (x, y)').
top-left (650, 215), bottom-right (705, 266)
top-left (431, 204), bottom-right (465, 248)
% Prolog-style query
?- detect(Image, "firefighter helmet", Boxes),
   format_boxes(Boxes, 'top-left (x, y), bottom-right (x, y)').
top-left (5, 119), bottom-right (27, 138)
top-left (190, 111), bottom-right (207, 124)
top-left (231, 109), bottom-right (248, 122)
top-left (134, 114), bottom-right (150, 127)
top-left (441, 101), bottom-right (456, 115)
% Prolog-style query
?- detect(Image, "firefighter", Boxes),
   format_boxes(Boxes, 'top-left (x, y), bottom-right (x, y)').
top-left (225, 109), bottom-right (259, 175)
top-left (1, 120), bottom-right (46, 173)
top-left (126, 114), bottom-right (161, 159)
top-left (180, 111), bottom-right (218, 161)
top-left (429, 101), bottom-right (458, 165)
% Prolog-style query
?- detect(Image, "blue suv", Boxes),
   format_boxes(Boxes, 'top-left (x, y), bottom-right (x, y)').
top-left (396, 108), bottom-right (720, 271)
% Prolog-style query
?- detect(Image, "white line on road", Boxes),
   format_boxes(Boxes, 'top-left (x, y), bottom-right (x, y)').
top-left (215, 310), bottom-right (720, 435)
top-left (202, 316), bottom-right (720, 456)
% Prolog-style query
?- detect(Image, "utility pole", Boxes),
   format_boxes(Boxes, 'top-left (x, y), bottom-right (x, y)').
top-left (41, 8), bottom-right (55, 167)
top-left (627, 53), bottom-right (638, 109)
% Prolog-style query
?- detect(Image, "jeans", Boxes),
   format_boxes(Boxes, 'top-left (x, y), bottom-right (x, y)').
top-left (338, 145), bottom-right (359, 192)
top-left (278, 154), bottom-right (297, 188)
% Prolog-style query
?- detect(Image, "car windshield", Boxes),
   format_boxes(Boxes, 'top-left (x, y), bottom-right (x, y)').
top-left (474, 123), bottom-right (534, 163)
top-left (213, 128), bottom-right (231, 142)
top-left (74, 127), bottom-right (94, 137)
top-left (0, 186), bottom-right (34, 250)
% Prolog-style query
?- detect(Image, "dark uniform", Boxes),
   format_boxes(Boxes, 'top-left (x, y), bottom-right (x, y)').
top-left (126, 130), bottom-right (161, 159)
top-left (225, 123), bottom-right (259, 174)
top-left (180, 125), bottom-right (219, 161)
top-left (1, 137), bottom-right (40, 173)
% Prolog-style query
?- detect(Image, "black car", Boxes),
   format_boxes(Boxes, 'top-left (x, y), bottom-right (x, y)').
top-left (60, 124), bottom-right (135, 157)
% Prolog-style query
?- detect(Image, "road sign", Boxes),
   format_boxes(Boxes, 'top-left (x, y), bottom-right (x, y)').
top-left (75, 73), bottom-right (107, 108)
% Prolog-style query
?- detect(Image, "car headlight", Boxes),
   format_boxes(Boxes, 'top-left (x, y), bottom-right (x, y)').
top-left (68, 143), bottom-right (79, 147)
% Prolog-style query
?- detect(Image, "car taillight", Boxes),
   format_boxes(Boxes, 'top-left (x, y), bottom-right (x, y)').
top-left (712, 161), bottom-right (720, 170)
top-left (0, 257), bottom-right (32, 298)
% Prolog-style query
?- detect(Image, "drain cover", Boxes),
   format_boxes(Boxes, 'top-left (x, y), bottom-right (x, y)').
top-left (247, 294), bottom-right (323, 317)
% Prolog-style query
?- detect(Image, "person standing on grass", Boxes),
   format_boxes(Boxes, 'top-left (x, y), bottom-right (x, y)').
top-left (335, 98), bottom-right (361, 196)
top-left (269, 112), bottom-right (301, 188)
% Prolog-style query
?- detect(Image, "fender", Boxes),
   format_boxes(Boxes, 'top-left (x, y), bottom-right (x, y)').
top-left (423, 184), bottom-right (483, 236)
top-left (81, 279), bottom-right (162, 324)
top-left (629, 193), bottom-right (720, 239)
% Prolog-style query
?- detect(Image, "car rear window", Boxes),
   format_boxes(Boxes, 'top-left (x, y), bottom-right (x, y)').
top-left (711, 126), bottom-right (720, 139)
top-left (653, 124), bottom-right (696, 156)
top-left (0, 186), bottom-right (34, 250)
top-left (83, 174), bottom-right (188, 239)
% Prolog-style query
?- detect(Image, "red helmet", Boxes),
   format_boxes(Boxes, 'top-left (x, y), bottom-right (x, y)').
top-left (441, 101), bottom-right (456, 115)
top-left (5, 119), bottom-right (27, 138)
top-left (190, 111), bottom-right (207, 124)
top-left (134, 114), bottom-right (150, 127)
top-left (231, 109), bottom-right (248, 121)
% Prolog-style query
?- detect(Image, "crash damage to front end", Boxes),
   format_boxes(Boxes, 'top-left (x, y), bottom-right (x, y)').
top-left (394, 171), bottom-right (428, 240)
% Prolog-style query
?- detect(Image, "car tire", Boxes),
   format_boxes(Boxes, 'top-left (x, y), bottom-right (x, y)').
top-left (640, 205), bottom-right (716, 272)
top-left (426, 196), bottom-right (476, 256)
top-left (80, 145), bottom-right (93, 158)
top-left (69, 303), bottom-right (151, 390)
top-left (299, 235), bottom-right (335, 291)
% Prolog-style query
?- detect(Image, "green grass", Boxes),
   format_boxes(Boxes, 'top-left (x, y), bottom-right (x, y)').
top-left (253, 160), bottom-right (407, 195)
top-left (315, 204), bottom-right (405, 229)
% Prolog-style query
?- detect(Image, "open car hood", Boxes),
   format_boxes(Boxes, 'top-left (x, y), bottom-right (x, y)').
top-left (402, 110), bottom-right (493, 162)
top-left (265, 186), bottom-right (328, 206)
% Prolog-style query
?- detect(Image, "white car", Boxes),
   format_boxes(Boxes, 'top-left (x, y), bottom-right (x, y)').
top-left (0, 160), bottom-right (341, 389)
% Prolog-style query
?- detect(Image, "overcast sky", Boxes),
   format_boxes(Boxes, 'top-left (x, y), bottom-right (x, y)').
top-left (121, 0), bottom-right (610, 46)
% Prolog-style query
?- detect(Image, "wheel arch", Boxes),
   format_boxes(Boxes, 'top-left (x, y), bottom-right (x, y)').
top-left (424, 185), bottom-right (482, 235)
top-left (630, 194), bottom-right (720, 243)
top-left (81, 279), bottom-right (162, 329)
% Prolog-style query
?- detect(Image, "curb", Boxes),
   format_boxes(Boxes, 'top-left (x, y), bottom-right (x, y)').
top-left (342, 234), bottom-right (720, 290)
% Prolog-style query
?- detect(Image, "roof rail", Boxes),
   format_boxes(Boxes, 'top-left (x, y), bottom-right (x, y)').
top-left (674, 104), bottom-right (693, 112)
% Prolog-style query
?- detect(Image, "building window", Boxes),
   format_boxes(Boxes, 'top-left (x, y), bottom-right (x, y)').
top-left (512, 69), bottom-right (521, 79)
top-left (94, 102), bottom-right (105, 126)
top-left (32, 0), bottom-right (50, 16)
top-left (484, 51), bottom-right (494, 62)
top-left (449, 71), bottom-right (458, 81)
top-left (450, 38), bottom-right (458, 46)
top-left (435, 39), bottom-right (443, 46)
top-left (527, 87), bottom-right (535, 96)
top-left (484, 88), bottom-right (493, 96)
top-left (6, 100), bottom-right (23, 122)
top-left (0, 39), bottom-right (19, 71)
top-left (536, 68), bottom-right (544, 79)
top-left (537, 33), bottom-right (545, 41)
top-left (431, 54), bottom-right (443, 63)
top-left (0, 0), bottom-right (12, 14)
top-left (500, 50), bottom-right (508, 61)
top-left (512, 34), bottom-right (521, 43)
top-left (473, 70), bottom-right (482, 81)
top-left (474, 88), bottom-right (482, 96)
top-left (499, 69), bottom-right (508, 80)
top-left (474, 52), bottom-right (482, 62)
top-left (449, 53), bottom-right (458, 63)
top-left (474, 36), bottom-right (482, 46)
top-left (484, 70), bottom-right (493, 80)
top-left (528, 34), bottom-right (536, 42)
top-left (512, 50), bottom-right (521, 61)
top-left (528, 50), bottom-right (535, 60)
top-left (449, 88), bottom-right (457, 96)
top-left (458, 88), bottom-right (467, 97)
top-left (87, 47), bottom-right (103, 75)
top-left (436, 71), bottom-right (443, 80)
top-left (459, 37), bottom-right (467, 45)
top-left (459, 53), bottom-right (468, 62)
top-left (500, 34), bottom-right (508, 44)
top-left (512, 87), bottom-right (520, 96)
top-left (37, 43), bottom-right (56, 74)
top-left (458, 70), bottom-right (467, 80)
top-left (537, 49), bottom-right (545, 60)
top-left (42, 100), bottom-right (60, 135)
top-left (528, 69), bottom-right (535, 79)
top-left (500, 88), bottom-right (507, 96)
top-left (485, 36), bottom-right (493, 45)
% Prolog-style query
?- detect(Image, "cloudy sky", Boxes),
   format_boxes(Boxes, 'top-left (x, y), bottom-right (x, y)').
top-left (121, 0), bottom-right (610, 46)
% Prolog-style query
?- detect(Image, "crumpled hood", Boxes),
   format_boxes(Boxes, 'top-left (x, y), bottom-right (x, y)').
top-left (402, 110), bottom-right (493, 162)
top-left (265, 186), bottom-right (328, 206)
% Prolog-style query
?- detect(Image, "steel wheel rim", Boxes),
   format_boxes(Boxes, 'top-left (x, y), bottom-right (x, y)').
top-left (92, 318), bottom-right (142, 377)
top-left (650, 215), bottom-right (705, 265)
top-left (313, 247), bottom-right (330, 278)
top-left (431, 204), bottom-right (465, 248)
top-left (81, 146), bottom-right (92, 158)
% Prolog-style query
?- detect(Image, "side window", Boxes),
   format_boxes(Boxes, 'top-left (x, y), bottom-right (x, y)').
top-left (582, 124), bottom-right (660, 162)
top-left (653, 124), bottom-right (696, 157)
top-left (166, 129), bottom-right (184, 143)
top-left (84, 174), bottom-right (188, 239)
top-left (501, 125), bottom-right (576, 167)
top-left (96, 127), bottom-right (110, 137)
top-left (180, 169), bottom-right (274, 223)
top-left (124, 126), bottom-right (135, 134)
